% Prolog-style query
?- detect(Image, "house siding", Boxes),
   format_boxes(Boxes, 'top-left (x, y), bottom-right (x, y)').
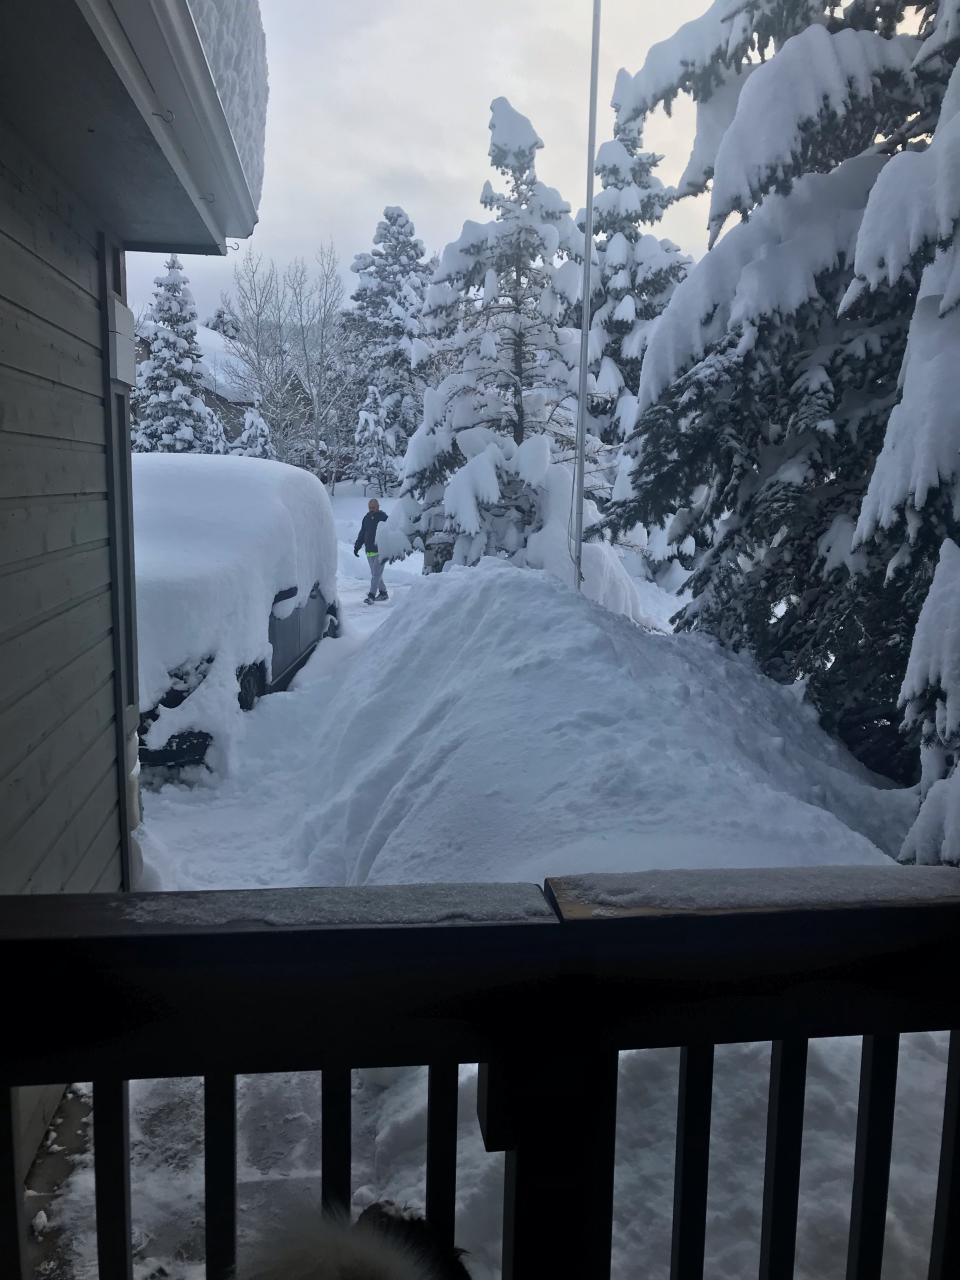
top-left (0, 121), bottom-right (138, 1178)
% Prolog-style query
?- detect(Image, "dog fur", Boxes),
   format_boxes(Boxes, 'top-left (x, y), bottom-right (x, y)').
top-left (244, 1202), bottom-right (471, 1280)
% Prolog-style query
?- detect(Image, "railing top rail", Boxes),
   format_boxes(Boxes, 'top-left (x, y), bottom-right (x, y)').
top-left (1, 866), bottom-right (957, 1085)
top-left (0, 881), bottom-right (557, 939)
top-left (546, 864), bottom-right (960, 919)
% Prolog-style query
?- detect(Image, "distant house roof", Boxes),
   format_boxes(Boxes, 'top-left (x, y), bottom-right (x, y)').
top-left (194, 326), bottom-right (251, 405)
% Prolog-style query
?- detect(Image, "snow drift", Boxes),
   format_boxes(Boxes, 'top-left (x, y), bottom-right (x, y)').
top-left (147, 561), bottom-right (909, 892)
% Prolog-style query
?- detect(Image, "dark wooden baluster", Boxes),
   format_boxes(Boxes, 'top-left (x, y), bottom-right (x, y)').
top-left (846, 1034), bottom-right (899, 1279)
top-left (321, 1068), bottom-right (352, 1217)
top-left (93, 1079), bottom-right (133, 1280)
top-left (204, 1074), bottom-right (237, 1280)
top-left (671, 1045), bottom-right (715, 1280)
top-left (0, 1088), bottom-right (26, 1280)
top-left (483, 1050), bottom-right (619, 1280)
top-left (929, 1030), bottom-right (960, 1280)
top-left (759, 1039), bottom-right (808, 1280)
top-left (426, 1062), bottom-right (459, 1250)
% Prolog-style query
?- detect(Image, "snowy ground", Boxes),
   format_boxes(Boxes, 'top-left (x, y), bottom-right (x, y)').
top-left (47, 488), bottom-right (946, 1280)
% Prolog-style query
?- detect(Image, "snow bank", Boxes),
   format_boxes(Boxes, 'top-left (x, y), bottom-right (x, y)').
top-left (134, 454), bottom-right (336, 768)
top-left (147, 561), bottom-right (908, 894)
top-left (520, 464), bottom-right (659, 628)
top-left (187, 0), bottom-right (268, 207)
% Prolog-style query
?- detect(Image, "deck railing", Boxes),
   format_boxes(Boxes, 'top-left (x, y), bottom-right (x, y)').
top-left (1, 865), bottom-right (959, 1280)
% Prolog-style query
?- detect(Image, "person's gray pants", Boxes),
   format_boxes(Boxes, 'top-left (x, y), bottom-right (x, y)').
top-left (367, 552), bottom-right (386, 596)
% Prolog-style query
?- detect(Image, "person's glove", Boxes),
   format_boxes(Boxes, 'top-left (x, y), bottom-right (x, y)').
top-left (354, 547), bottom-right (360, 557)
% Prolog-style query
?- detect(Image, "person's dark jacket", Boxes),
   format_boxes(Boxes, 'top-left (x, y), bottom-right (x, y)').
top-left (354, 509), bottom-right (388, 555)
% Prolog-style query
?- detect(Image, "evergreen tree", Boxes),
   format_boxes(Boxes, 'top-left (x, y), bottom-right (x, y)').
top-left (607, 0), bottom-right (951, 783)
top-left (589, 108), bottom-right (688, 446)
top-left (587, 102), bottom-right (690, 580)
top-left (353, 385), bottom-right (393, 495)
top-left (848, 38), bottom-right (960, 851)
top-left (351, 207), bottom-right (432, 464)
top-left (231, 407), bottom-right (276, 459)
top-left (132, 255), bottom-right (227, 454)
top-left (401, 98), bottom-right (582, 569)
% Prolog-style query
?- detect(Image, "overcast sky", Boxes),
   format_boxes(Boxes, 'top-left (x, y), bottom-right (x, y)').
top-left (127, 0), bottom-right (706, 319)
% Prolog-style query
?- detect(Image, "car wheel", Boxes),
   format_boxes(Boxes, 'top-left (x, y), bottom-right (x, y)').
top-left (325, 602), bottom-right (340, 639)
top-left (237, 663), bottom-right (265, 712)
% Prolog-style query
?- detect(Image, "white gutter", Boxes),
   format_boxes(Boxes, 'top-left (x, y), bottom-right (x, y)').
top-left (74, 0), bottom-right (258, 251)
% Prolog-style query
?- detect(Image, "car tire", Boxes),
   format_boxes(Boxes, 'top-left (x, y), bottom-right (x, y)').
top-left (237, 663), bottom-right (265, 712)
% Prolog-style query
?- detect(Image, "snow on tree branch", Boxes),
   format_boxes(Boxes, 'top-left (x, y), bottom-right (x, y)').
top-left (707, 26), bottom-right (917, 244)
top-left (488, 96), bottom-right (543, 173)
top-left (848, 59), bottom-right (960, 302)
top-left (638, 156), bottom-right (884, 412)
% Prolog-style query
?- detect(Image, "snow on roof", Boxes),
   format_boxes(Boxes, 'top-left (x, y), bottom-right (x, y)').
top-left (193, 324), bottom-right (249, 404)
top-left (134, 454), bottom-right (337, 767)
top-left (187, 0), bottom-right (268, 208)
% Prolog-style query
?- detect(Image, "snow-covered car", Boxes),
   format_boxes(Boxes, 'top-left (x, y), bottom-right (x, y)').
top-left (134, 454), bottom-right (339, 769)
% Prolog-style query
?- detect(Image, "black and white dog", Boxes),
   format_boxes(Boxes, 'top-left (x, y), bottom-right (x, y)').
top-left (247, 1202), bottom-right (471, 1280)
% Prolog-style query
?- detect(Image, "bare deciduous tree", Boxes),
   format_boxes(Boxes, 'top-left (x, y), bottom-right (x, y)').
top-left (216, 247), bottom-right (375, 483)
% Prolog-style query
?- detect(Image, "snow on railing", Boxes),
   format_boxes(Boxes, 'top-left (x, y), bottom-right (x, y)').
top-left (1, 866), bottom-right (959, 1280)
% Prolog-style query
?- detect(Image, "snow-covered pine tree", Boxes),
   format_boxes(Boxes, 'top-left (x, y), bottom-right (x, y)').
top-left (587, 95), bottom-right (690, 581)
top-left (401, 97), bottom-right (582, 569)
top-left (607, 0), bottom-right (948, 782)
top-left (231, 407), bottom-right (276, 459)
top-left (350, 207), bottom-right (432, 467)
top-left (353, 385), bottom-right (394, 495)
top-left (132, 254), bottom-right (228, 454)
top-left (589, 105), bottom-right (688, 446)
top-left (844, 28), bottom-right (960, 853)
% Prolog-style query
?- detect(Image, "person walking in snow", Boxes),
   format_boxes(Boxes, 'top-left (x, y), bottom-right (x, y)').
top-left (354, 498), bottom-right (389, 604)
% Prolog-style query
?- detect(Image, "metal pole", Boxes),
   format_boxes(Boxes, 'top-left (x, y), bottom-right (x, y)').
top-left (574, 0), bottom-right (602, 591)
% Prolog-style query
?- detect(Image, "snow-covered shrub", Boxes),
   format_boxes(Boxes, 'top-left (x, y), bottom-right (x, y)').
top-left (231, 407), bottom-right (276, 459)
top-left (132, 255), bottom-right (228, 455)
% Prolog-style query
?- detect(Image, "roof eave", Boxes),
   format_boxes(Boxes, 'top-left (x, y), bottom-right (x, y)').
top-left (75, 0), bottom-right (259, 252)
